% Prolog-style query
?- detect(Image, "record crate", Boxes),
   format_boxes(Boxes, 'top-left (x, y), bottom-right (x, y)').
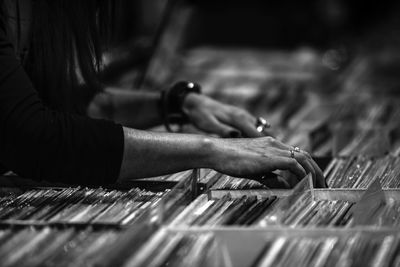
top-left (165, 226), bottom-right (400, 267)
top-left (0, 170), bottom-right (199, 267)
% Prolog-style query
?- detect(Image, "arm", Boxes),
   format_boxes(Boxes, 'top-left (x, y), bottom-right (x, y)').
top-left (0, 25), bottom-right (123, 186)
top-left (89, 85), bottom-right (267, 137)
top-left (118, 127), bottom-right (326, 188)
top-left (118, 127), bottom-right (213, 179)
top-left (88, 87), bottom-right (163, 129)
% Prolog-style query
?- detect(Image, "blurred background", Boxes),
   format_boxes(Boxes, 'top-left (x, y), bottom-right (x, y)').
top-left (104, 0), bottom-right (400, 159)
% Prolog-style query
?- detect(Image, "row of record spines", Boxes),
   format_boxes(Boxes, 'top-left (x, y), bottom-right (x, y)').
top-left (0, 187), bottom-right (167, 227)
top-left (0, 226), bottom-right (125, 267)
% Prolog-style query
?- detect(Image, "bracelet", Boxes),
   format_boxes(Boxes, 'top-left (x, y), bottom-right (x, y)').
top-left (160, 81), bottom-right (202, 132)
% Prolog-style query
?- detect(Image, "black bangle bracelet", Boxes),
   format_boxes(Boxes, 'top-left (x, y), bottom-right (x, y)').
top-left (160, 81), bottom-right (202, 132)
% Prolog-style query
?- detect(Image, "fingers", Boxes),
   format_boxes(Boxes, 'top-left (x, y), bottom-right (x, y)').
top-left (258, 175), bottom-right (292, 189)
top-left (266, 138), bottom-right (290, 150)
top-left (276, 171), bottom-right (301, 188)
top-left (302, 151), bottom-right (326, 188)
top-left (219, 109), bottom-right (265, 138)
top-left (290, 149), bottom-right (325, 188)
top-left (272, 142), bottom-right (326, 188)
top-left (200, 114), bottom-right (241, 138)
top-left (184, 95), bottom-right (272, 137)
top-left (292, 152), bottom-right (317, 186)
top-left (270, 157), bottom-right (307, 180)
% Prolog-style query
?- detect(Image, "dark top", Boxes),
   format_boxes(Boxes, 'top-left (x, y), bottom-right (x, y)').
top-left (0, 23), bottom-right (124, 186)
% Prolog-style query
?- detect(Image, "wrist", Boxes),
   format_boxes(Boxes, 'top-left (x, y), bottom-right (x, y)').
top-left (164, 81), bottom-right (201, 114)
top-left (160, 81), bottom-right (201, 131)
top-left (195, 136), bottom-right (220, 169)
top-left (181, 92), bottom-right (202, 115)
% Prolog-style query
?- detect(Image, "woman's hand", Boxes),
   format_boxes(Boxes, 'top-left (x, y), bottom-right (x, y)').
top-left (119, 128), bottom-right (325, 188)
top-left (210, 136), bottom-right (326, 188)
top-left (182, 93), bottom-right (269, 138)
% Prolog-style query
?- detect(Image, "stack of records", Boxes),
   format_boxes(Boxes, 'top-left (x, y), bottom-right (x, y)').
top-left (0, 187), bottom-right (166, 225)
top-left (336, 128), bottom-right (389, 157)
top-left (258, 194), bottom-right (353, 227)
top-left (171, 187), bottom-right (400, 228)
top-left (123, 230), bottom-right (222, 267)
top-left (325, 156), bottom-right (400, 188)
top-left (169, 192), bottom-right (354, 227)
top-left (136, 170), bottom-right (192, 182)
top-left (252, 233), bottom-right (400, 267)
top-left (134, 169), bottom-right (219, 192)
top-left (170, 194), bottom-right (277, 227)
top-left (210, 175), bottom-right (266, 190)
top-left (197, 169), bottom-right (222, 184)
top-left (0, 227), bottom-right (121, 267)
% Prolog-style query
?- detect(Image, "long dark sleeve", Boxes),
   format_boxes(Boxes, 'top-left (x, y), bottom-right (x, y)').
top-left (0, 25), bottom-right (124, 186)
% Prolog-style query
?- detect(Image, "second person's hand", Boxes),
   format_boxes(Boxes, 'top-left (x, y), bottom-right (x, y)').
top-left (182, 93), bottom-right (271, 138)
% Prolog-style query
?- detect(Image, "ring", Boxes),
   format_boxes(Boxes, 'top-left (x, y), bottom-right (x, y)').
top-left (256, 117), bottom-right (270, 133)
top-left (293, 146), bottom-right (300, 153)
top-left (290, 149), bottom-right (295, 158)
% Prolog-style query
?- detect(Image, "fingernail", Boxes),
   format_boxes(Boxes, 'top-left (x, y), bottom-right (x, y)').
top-left (229, 131), bottom-right (241, 138)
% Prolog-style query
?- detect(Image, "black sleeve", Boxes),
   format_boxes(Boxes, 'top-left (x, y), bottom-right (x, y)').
top-left (0, 25), bottom-right (124, 186)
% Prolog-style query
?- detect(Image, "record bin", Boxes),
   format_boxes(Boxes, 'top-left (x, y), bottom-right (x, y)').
top-left (0, 170), bottom-right (198, 228)
top-left (159, 176), bottom-right (400, 267)
top-left (166, 171), bottom-right (400, 228)
top-left (0, 169), bottom-right (202, 267)
top-left (165, 226), bottom-right (400, 267)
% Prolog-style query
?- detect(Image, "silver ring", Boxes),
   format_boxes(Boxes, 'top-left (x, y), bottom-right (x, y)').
top-left (294, 146), bottom-right (300, 153)
top-left (290, 149), bottom-right (295, 158)
top-left (256, 117), bottom-right (270, 133)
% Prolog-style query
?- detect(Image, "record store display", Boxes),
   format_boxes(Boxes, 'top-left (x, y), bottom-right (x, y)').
top-left (3, 1), bottom-right (400, 267)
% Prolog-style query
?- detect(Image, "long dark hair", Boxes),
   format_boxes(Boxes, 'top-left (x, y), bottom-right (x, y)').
top-left (1, 0), bottom-right (114, 113)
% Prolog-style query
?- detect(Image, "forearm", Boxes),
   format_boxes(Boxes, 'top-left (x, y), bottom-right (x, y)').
top-left (118, 127), bottom-right (216, 181)
top-left (88, 88), bottom-right (162, 129)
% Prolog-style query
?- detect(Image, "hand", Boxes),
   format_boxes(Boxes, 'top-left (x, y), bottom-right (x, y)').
top-left (211, 136), bottom-right (326, 188)
top-left (182, 93), bottom-right (269, 138)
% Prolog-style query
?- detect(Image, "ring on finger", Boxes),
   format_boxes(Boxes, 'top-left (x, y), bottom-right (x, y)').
top-left (255, 117), bottom-right (270, 133)
top-left (290, 149), bottom-right (295, 158)
top-left (293, 146), bottom-right (300, 153)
